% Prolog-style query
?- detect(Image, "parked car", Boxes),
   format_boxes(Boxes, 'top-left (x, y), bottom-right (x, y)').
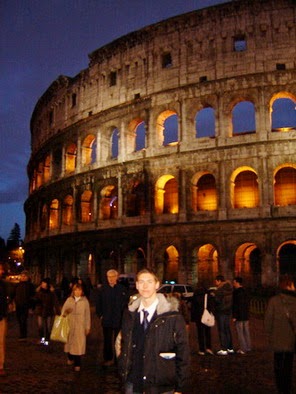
top-left (157, 282), bottom-right (194, 301)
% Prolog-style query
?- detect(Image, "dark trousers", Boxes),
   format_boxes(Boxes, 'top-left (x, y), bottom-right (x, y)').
top-left (216, 314), bottom-right (233, 350)
top-left (68, 353), bottom-right (81, 367)
top-left (274, 352), bottom-right (294, 394)
top-left (195, 321), bottom-right (211, 352)
top-left (103, 326), bottom-right (120, 361)
top-left (16, 305), bottom-right (29, 338)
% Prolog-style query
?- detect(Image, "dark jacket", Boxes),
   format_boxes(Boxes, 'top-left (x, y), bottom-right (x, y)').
top-left (0, 279), bottom-right (8, 321)
top-left (214, 281), bottom-right (233, 315)
top-left (14, 281), bottom-right (35, 308)
top-left (232, 287), bottom-right (249, 321)
top-left (117, 294), bottom-right (190, 393)
top-left (96, 283), bottom-right (128, 328)
top-left (191, 287), bottom-right (215, 322)
top-left (35, 288), bottom-right (60, 317)
top-left (264, 289), bottom-right (296, 352)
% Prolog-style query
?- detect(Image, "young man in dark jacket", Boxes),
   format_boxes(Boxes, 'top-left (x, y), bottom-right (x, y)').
top-left (232, 277), bottom-right (251, 354)
top-left (117, 268), bottom-right (190, 394)
top-left (213, 275), bottom-right (234, 355)
top-left (96, 269), bottom-right (128, 367)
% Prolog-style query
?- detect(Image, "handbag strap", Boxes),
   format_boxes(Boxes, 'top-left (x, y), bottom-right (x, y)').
top-left (204, 293), bottom-right (208, 309)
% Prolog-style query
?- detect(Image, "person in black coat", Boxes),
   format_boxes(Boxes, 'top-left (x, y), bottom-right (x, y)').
top-left (232, 277), bottom-right (251, 354)
top-left (96, 269), bottom-right (128, 366)
top-left (117, 268), bottom-right (190, 394)
top-left (191, 285), bottom-right (215, 355)
top-left (14, 271), bottom-right (35, 340)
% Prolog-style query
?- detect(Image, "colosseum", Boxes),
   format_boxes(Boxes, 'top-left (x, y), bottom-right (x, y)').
top-left (25, 0), bottom-right (296, 288)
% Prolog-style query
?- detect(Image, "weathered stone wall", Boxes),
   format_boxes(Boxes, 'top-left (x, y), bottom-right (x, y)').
top-left (25, 0), bottom-right (296, 287)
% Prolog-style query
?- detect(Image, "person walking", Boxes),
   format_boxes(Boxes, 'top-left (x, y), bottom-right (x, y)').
top-left (96, 269), bottom-right (128, 367)
top-left (213, 275), bottom-right (234, 355)
top-left (61, 283), bottom-right (91, 372)
top-left (0, 263), bottom-right (9, 376)
top-left (265, 274), bottom-right (296, 394)
top-left (35, 278), bottom-right (60, 345)
top-left (191, 285), bottom-right (214, 355)
top-left (14, 271), bottom-right (35, 341)
top-left (232, 276), bottom-right (251, 354)
top-left (117, 268), bottom-right (190, 394)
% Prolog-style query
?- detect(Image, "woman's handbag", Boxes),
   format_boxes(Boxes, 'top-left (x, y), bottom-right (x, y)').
top-left (201, 294), bottom-right (215, 327)
top-left (50, 315), bottom-right (70, 343)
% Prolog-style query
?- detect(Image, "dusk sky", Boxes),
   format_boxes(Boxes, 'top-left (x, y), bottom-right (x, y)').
top-left (0, 0), bottom-right (228, 241)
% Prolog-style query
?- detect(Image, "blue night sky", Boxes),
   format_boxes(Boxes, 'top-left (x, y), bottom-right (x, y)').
top-left (0, 0), bottom-right (228, 241)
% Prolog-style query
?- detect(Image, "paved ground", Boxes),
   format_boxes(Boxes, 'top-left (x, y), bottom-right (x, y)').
top-left (1, 300), bottom-right (296, 393)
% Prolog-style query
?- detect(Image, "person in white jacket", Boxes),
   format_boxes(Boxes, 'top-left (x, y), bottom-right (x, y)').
top-left (61, 283), bottom-right (91, 371)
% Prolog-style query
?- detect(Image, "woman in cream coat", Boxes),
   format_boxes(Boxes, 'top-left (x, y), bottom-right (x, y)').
top-left (62, 283), bottom-right (91, 371)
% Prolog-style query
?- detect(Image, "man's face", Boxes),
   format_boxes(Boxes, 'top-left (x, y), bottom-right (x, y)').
top-left (107, 272), bottom-right (118, 287)
top-left (215, 279), bottom-right (221, 287)
top-left (20, 273), bottom-right (28, 282)
top-left (136, 273), bottom-right (160, 300)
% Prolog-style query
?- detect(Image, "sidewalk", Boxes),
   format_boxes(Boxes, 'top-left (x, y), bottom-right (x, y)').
top-left (1, 309), bottom-right (295, 393)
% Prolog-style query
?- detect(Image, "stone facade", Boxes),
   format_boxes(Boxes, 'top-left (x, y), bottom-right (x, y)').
top-left (25, 0), bottom-right (296, 287)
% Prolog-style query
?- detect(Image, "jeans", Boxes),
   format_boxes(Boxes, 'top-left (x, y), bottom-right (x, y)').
top-left (235, 320), bottom-right (251, 352)
top-left (37, 316), bottom-right (53, 341)
top-left (216, 314), bottom-right (233, 350)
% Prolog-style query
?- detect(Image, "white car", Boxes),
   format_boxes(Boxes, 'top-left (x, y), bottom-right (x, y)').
top-left (157, 283), bottom-right (194, 300)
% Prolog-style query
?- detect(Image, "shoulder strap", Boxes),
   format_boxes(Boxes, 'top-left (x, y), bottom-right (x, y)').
top-left (204, 293), bottom-right (208, 309)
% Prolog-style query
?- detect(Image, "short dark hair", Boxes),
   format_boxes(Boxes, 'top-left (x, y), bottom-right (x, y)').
top-left (234, 276), bottom-right (243, 284)
top-left (215, 275), bottom-right (225, 282)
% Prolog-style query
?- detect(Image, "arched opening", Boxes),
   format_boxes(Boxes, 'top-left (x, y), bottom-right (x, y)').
top-left (44, 155), bottom-right (51, 183)
top-left (36, 161), bottom-right (43, 188)
top-left (62, 194), bottom-right (73, 226)
top-left (126, 181), bottom-right (146, 217)
top-left (40, 203), bottom-right (48, 231)
top-left (82, 134), bottom-right (96, 166)
top-left (80, 190), bottom-right (92, 222)
top-left (111, 128), bottom-right (119, 159)
top-left (99, 185), bottom-right (118, 220)
top-left (277, 241), bottom-right (296, 277)
top-left (194, 173), bottom-right (218, 211)
top-left (155, 175), bottom-right (179, 214)
top-left (49, 199), bottom-right (59, 229)
top-left (156, 110), bottom-right (178, 146)
top-left (195, 107), bottom-right (215, 138)
top-left (164, 245), bottom-right (179, 282)
top-left (65, 143), bottom-right (77, 173)
top-left (231, 168), bottom-right (259, 208)
top-left (271, 95), bottom-right (296, 132)
top-left (232, 101), bottom-right (256, 135)
top-left (135, 121), bottom-right (146, 151)
top-left (235, 243), bottom-right (261, 287)
top-left (274, 165), bottom-right (296, 206)
top-left (195, 244), bottom-right (219, 286)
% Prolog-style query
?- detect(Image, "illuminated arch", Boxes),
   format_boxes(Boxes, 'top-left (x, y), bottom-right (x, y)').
top-left (99, 185), bottom-right (118, 219)
top-left (65, 143), bottom-right (77, 173)
top-left (191, 171), bottom-right (217, 211)
top-left (163, 245), bottom-right (179, 282)
top-left (44, 155), bottom-right (51, 183)
top-left (49, 199), bottom-right (59, 229)
top-left (156, 110), bottom-right (178, 146)
top-left (230, 166), bottom-right (259, 208)
top-left (81, 134), bottom-right (96, 166)
top-left (274, 164), bottom-right (296, 206)
top-left (234, 243), bottom-right (261, 287)
top-left (155, 175), bottom-right (179, 214)
top-left (62, 194), bottom-right (73, 226)
top-left (80, 190), bottom-right (93, 222)
top-left (193, 244), bottom-right (219, 286)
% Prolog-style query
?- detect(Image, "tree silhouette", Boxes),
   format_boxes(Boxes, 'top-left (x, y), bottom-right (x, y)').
top-left (7, 223), bottom-right (21, 251)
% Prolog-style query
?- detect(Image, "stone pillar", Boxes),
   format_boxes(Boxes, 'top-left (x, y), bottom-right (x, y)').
top-left (118, 170), bottom-right (123, 218)
top-left (76, 137), bottom-right (82, 172)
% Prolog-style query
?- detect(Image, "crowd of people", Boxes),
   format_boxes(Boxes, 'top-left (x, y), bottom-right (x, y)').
top-left (0, 262), bottom-right (295, 393)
